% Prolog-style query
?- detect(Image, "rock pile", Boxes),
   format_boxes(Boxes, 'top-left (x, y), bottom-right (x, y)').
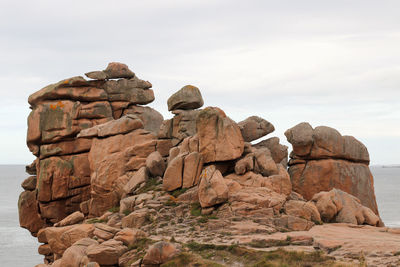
top-left (19, 63), bottom-right (384, 266)
top-left (285, 122), bottom-right (379, 215)
top-left (20, 62), bottom-right (162, 235)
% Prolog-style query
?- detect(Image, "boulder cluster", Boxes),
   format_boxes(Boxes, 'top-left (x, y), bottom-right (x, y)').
top-left (19, 63), bottom-right (383, 267)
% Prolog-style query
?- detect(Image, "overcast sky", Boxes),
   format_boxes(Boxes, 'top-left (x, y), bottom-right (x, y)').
top-left (0, 0), bottom-right (399, 165)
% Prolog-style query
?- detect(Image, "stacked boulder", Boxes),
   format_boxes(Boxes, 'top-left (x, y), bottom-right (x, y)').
top-left (285, 122), bottom-right (379, 215)
top-left (19, 62), bottom-right (164, 235)
top-left (19, 63), bottom-right (384, 266)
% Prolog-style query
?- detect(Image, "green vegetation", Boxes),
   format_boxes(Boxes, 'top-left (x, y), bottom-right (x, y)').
top-left (190, 202), bottom-right (202, 216)
top-left (108, 206), bottom-right (120, 213)
top-left (127, 237), bottom-right (153, 252)
top-left (161, 252), bottom-right (225, 267)
top-left (171, 188), bottom-right (188, 198)
top-left (165, 198), bottom-right (179, 207)
top-left (190, 202), bottom-right (218, 224)
top-left (162, 242), bottom-right (355, 267)
top-left (248, 238), bottom-right (291, 248)
top-left (86, 218), bottom-right (106, 224)
top-left (136, 177), bottom-right (162, 194)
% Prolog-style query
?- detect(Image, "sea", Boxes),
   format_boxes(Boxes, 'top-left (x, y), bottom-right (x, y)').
top-left (0, 164), bottom-right (399, 266)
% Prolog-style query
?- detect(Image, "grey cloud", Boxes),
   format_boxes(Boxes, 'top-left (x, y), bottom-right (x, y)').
top-left (0, 0), bottom-right (399, 164)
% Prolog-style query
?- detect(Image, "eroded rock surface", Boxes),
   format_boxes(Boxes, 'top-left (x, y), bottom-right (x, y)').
top-left (285, 122), bottom-right (379, 215)
top-left (20, 62), bottom-right (386, 267)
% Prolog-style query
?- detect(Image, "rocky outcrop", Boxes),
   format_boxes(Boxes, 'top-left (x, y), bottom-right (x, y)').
top-left (312, 189), bottom-right (381, 226)
top-left (20, 62), bottom-right (385, 267)
top-left (285, 122), bottom-right (379, 215)
top-left (20, 62), bottom-right (158, 234)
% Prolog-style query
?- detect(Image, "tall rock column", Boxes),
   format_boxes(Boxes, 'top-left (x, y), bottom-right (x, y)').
top-left (20, 62), bottom-right (158, 234)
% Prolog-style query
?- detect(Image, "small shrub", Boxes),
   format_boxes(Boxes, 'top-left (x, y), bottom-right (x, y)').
top-left (86, 218), bottom-right (106, 224)
top-left (165, 197), bottom-right (178, 207)
top-left (190, 202), bottom-right (202, 216)
top-left (108, 206), bottom-right (120, 213)
top-left (136, 177), bottom-right (162, 194)
top-left (128, 238), bottom-right (152, 251)
top-left (171, 188), bottom-right (188, 198)
top-left (198, 217), bottom-right (208, 223)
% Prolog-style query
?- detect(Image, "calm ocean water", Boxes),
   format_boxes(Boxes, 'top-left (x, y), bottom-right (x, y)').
top-left (0, 164), bottom-right (399, 266)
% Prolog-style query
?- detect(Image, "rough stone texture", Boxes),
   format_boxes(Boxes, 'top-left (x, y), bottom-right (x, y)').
top-left (22, 65), bottom-right (158, 237)
top-left (146, 151), bottom-right (166, 177)
top-left (121, 208), bottom-right (152, 228)
top-left (254, 137), bottom-right (288, 167)
top-left (18, 190), bottom-right (45, 235)
top-left (142, 241), bottom-right (180, 265)
top-left (162, 155), bottom-right (184, 191)
top-left (22, 63), bottom-right (388, 267)
top-left (254, 148), bottom-right (279, 177)
top-left (238, 116), bottom-right (275, 142)
top-left (182, 152), bottom-right (203, 188)
top-left (284, 200), bottom-right (321, 224)
top-left (312, 189), bottom-right (381, 226)
top-left (229, 187), bottom-right (286, 216)
top-left (78, 114), bottom-right (143, 138)
top-left (289, 159), bottom-right (378, 215)
top-left (54, 211), bottom-right (84, 227)
top-left (285, 123), bottom-right (369, 163)
top-left (88, 129), bottom-right (156, 216)
top-left (103, 62), bottom-right (135, 79)
top-left (268, 164), bottom-right (292, 196)
top-left (196, 107), bottom-right (244, 163)
top-left (57, 238), bottom-right (98, 267)
top-left (198, 166), bottom-right (229, 208)
top-left (42, 224), bottom-right (95, 256)
top-left (21, 176), bottom-right (37, 191)
top-left (158, 109), bottom-right (200, 146)
top-left (286, 122), bottom-right (378, 215)
top-left (167, 85), bottom-right (204, 111)
top-left (114, 228), bottom-right (147, 247)
top-left (86, 239), bottom-right (128, 266)
top-left (123, 167), bottom-right (148, 195)
top-left (123, 105), bottom-right (163, 133)
top-left (102, 79), bottom-right (154, 104)
top-left (39, 138), bottom-right (92, 159)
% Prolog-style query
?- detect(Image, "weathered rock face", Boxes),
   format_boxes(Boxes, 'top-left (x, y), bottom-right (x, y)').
top-left (162, 135), bottom-right (203, 191)
top-left (285, 122), bottom-right (379, 215)
top-left (21, 62), bottom-right (385, 267)
top-left (198, 165), bottom-right (229, 208)
top-left (238, 116), bottom-right (275, 142)
top-left (196, 107), bottom-right (244, 163)
top-left (142, 241), bottom-right (180, 265)
top-left (167, 85), bottom-right (204, 111)
top-left (20, 62), bottom-right (158, 234)
top-left (312, 189), bottom-right (381, 226)
top-left (158, 109), bottom-right (200, 146)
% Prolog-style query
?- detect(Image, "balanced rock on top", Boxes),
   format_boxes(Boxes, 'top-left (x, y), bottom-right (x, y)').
top-left (85, 62), bottom-right (135, 80)
top-left (238, 116), bottom-right (275, 142)
top-left (167, 85), bottom-right (204, 111)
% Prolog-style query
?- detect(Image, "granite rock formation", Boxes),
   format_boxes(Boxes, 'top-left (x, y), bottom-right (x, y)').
top-left (19, 62), bottom-right (385, 267)
top-left (285, 122), bottom-right (379, 215)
